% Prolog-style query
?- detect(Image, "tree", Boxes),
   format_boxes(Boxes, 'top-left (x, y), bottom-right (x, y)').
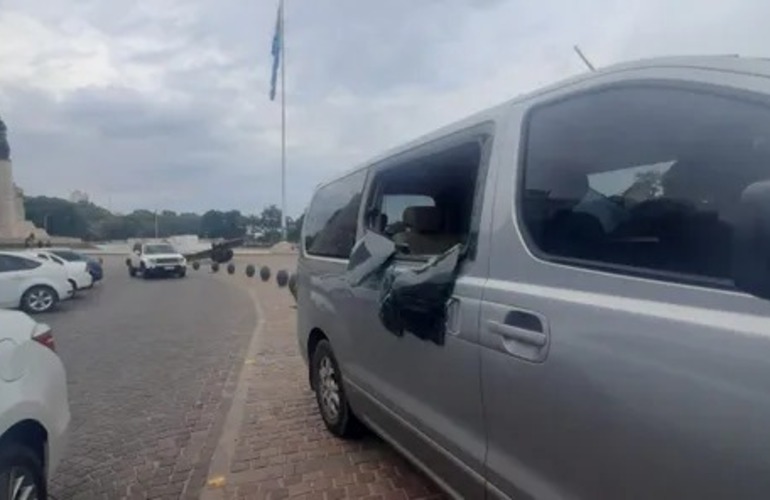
top-left (23, 194), bottom-right (298, 242)
top-left (258, 205), bottom-right (282, 231)
top-left (287, 213), bottom-right (304, 243)
top-left (201, 210), bottom-right (226, 239)
top-left (200, 210), bottom-right (246, 239)
top-left (24, 196), bottom-right (89, 238)
top-left (222, 210), bottom-right (246, 239)
top-left (253, 205), bottom-right (282, 244)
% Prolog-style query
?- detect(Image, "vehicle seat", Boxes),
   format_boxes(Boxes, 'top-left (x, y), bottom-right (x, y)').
top-left (540, 169), bottom-right (605, 259)
top-left (393, 206), bottom-right (458, 255)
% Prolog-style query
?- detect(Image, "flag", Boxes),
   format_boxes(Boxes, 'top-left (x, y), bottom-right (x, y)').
top-left (269, 0), bottom-right (283, 101)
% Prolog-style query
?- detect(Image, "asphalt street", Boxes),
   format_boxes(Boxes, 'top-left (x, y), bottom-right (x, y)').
top-left (39, 257), bottom-right (258, 499)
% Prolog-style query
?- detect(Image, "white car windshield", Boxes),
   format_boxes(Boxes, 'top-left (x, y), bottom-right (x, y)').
top-left (144, 244), bottom-right (176, 255)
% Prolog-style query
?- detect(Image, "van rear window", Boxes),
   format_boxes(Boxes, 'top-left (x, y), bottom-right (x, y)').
top-left (304, 169), bottom-right (367, 259)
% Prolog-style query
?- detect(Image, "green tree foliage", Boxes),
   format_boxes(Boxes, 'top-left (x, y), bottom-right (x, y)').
top-left (23, 195), bottom-right (297, 242)
top-left (200, 210), bottom-right (246, 239)
top-left (24, 197), bottom-right (109, 240)
top-left (286, 213), bottom-right (304, 243)
top-left (254, 204), bottom-right (283, 244)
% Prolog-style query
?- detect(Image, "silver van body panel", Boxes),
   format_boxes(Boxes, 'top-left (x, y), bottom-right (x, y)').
top-left (297, 57), bottom-right (770, 500)
top-left (481, 63), bottom-right (770, 499)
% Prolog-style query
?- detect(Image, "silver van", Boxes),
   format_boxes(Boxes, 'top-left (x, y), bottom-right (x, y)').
top-left (296, 56), bottom-right (770, 499)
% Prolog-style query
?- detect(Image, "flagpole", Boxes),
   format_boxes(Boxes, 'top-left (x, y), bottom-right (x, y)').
top-left (280, 0), bottom-right (287, 241)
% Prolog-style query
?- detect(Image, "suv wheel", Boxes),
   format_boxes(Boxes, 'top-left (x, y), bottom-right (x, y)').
top-left (128, 265), bottom-right (136, 277)
top-left (310, 340), bottom-right (363, 438)
top-left (21, 286), bottom-right (57, 314)
top-left (0, 442), bottom-right (46, 500)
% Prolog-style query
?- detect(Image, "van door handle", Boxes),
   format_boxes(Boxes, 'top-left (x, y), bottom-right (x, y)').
top-left (487, 319), bottom-right (547, 347)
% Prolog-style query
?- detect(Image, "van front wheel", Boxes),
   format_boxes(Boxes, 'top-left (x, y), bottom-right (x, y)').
top-left (311, 339), bottom-right (363, 438)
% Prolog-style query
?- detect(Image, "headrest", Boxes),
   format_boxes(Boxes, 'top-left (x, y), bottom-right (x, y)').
top-left (403, 206), bottom-right (442, 233)
top-left (527, 160), bottom-right (589, 202)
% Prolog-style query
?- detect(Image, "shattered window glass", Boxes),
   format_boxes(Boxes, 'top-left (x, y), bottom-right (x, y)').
top-left (348, 231), bottom-right (462, 345)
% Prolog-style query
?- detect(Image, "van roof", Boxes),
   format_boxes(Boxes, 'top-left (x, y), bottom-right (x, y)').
top-left (316, 55), bottom-right (770, 190)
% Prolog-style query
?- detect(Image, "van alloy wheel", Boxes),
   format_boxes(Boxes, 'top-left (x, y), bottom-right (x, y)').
top-left (318, 356), bottom-right (341, 422)
top-left (1, 465), bottom-right (40, 500)
top-left (310, 339), bottom-right (364, 438)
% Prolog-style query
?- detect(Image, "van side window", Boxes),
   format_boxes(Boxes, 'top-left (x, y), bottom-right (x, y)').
top-left (520, 85), bottom-right (770, 282)
top-left (304, 169), bottom-right (367, 259)
top-left (367, 141), bottom-right (483, 257)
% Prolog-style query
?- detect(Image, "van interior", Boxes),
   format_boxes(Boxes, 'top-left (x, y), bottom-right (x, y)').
top-left (522, 87), bottom-right (770, 281)
top-left (366, 142), bottom-right (483, 257)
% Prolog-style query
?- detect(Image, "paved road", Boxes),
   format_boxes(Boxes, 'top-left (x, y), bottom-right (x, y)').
top-left (35, 255), bottom-right (441, 499)
top-left (207, 257), bottom-right (444, 500)
top-left (41, 257), bottom-right (258, 499)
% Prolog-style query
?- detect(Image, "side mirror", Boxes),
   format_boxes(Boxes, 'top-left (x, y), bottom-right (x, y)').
top-left (732, 180), bottom-right (770, 299)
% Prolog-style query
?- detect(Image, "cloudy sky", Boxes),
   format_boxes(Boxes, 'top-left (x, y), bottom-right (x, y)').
top-left (0, 0), bottom-right (768, 216)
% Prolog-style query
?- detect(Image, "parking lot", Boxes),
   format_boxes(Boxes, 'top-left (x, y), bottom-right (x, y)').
top-left (41, 254), bottom-right (442, 499)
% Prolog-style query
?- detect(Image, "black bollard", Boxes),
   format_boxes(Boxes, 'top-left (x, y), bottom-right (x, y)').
top-left (227, 263), bottom-right (235, 275)
top-left (211, 262), bottom-right (219, 273)
top-left (245, 264), bottom-right (256, 278)
top-left (259, 266), bottom-right (271, 282)
top-left (288, 273), bottom-right (297, 300)
top-left (276, 269), bottom-right (289, 288)
top-left (192, 261), bottom-right (200, 271)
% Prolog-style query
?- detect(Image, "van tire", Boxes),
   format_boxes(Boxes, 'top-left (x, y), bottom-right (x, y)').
top-left (311, 340), bottom-right (363, 438)
top-left (0, 442), bottom-right (47, 500)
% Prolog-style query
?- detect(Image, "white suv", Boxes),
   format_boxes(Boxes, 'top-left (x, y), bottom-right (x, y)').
top-left (0, 252), bottom-right (73, 314)
top-left (127, 241), bottom-right (187, 279)
top-left (27, 251), bottom-right (93, 292)
top-left (0, 310), bottom-right (70, 499)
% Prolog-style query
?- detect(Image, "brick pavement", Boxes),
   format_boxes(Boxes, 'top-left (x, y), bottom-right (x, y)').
top-left (205, 256), bottom-right (445, 500)
top-left (45, 258), bottom-right (257, 499)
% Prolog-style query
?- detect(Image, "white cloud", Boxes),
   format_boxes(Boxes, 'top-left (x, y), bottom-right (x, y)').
top-left (1, 0), bottom-right (769, 216)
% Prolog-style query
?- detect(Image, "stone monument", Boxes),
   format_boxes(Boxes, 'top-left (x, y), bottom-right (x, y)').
top-left (0, 115), bottom-right (50, 243)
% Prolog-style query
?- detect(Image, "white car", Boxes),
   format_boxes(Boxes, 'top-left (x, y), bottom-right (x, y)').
top-left (27, 251), bottom-right (93, 292)
top-left (0, 309), bottom-right (70, 499)
top-left (0, 252), bottom-right (73, 314)
top-left (127, 241), bottom-right (187, 279)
